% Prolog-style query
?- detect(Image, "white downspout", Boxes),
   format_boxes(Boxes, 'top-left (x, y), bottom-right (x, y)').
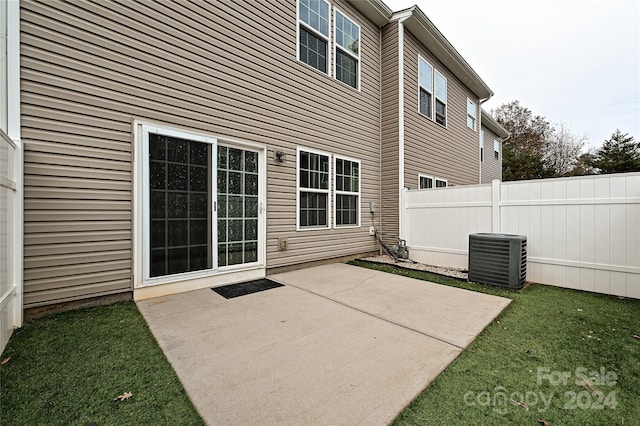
top-left (478, 97), bottom-right (489, 184)
top-left (398, 17), bottom-right (408, 240)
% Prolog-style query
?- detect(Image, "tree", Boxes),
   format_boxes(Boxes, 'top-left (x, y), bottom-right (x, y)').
top-left (591, 130), bottom-right (640, 174)
top-left (492, 101), bottom-right (554, 181)
top-left (567, 152), bottom-right (597, 176)
top-left (543, 123), bottom-right (587, 176)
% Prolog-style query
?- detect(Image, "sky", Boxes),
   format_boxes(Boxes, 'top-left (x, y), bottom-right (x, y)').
top-left (384, 0), bottom-right (640, 149)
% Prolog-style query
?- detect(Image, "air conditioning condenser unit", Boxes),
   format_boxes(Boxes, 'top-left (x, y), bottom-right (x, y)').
top-left (468, 233), bottom-right (527, 289)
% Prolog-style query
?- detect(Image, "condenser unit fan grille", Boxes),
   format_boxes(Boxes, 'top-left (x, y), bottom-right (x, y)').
top-left (468, 233), bottom-right (527, 289)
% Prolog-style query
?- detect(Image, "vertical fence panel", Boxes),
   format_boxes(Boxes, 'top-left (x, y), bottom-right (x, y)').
top-left (0, 0), bottom-right (21, 354)
top-left (0, 133), bottom-right (18, 353)
top-left (404, 173), bottom-right (640, 298)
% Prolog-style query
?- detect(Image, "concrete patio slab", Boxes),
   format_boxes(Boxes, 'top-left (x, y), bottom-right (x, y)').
top-left (271, 263), bottom-right (510, 348)
top-left (137, 263), bottom-right (511, 425)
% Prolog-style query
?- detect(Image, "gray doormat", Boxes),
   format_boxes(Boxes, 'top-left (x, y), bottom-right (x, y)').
top-left (212, 279), bottom-right (284, 299)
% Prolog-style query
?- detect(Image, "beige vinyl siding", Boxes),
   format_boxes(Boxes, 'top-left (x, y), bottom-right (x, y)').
top-left (481, 126), bottom-right (502, 183)
top-left (403, 29), bottom-right (480, 188)
top-left (21, 0), bottom-right (381, 307)
top-left (380, 22), bottom-right (399, 245)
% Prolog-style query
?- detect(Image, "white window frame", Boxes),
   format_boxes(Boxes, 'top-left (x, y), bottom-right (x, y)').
top-left (467, 98), bottom-right (477, 131)
top-left (418, 173), bottom-right (434, 189)
top-left (435, 178), bottom-right (448, 188)
top-left (138, 123), bottom-right (218, 287)
top-left (333, 8), bottom-right (361, 91)
top-left (494, 139), bottom-right (500, 160)
top-left (417, 55), bottom-right (433, 119)
top-left (434, 70), bottom-right (447, 128)
top-left (333, 155), bottom-right (361, 228)
top-left (296, 146), bottom-right (332, 230)
top-left (418, 173), bottom-right (447, 189)
top-left (296, 0), bottom-right (331, 76)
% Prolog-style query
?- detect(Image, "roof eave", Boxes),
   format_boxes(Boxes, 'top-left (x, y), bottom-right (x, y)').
top-left (399, 7), bottom-right (494, 100)
top-left (347, 0), bottom-right (393, 27)
top-left (481, 109), bottom-right (510, 139)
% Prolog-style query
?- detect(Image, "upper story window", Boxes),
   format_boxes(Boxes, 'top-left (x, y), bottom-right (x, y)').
top-left (334, 156), bottom-right (360, 226)
top-left (434, 70), bottom-right (447, 127)
top-left (494, 140), bottom-right (500, 160)
top-left (467, 99), bottom-right (477, 130)
top-left (418, 56), bottom-right (447, 127)
top-left (298, 0), bottom-right (330, 74)
top-left (334, 10), bottom-right (360, 89)
top-left (298, 148), bottom-right (331, 229)
top-left (418, 56), bottom-right (433, 119)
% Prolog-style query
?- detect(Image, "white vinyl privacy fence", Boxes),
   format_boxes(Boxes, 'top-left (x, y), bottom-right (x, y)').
top-left (403, 173), bottom-right (640, 299)
top-left (0, 131), bottom-right (22, 354)
top-left (1, 0), bottom-right (22, 354)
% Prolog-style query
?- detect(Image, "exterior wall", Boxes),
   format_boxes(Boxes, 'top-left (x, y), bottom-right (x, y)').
top-left (380, 22), bottom-right (399, 244)
top-left (481, 125), bottom-right (502, 183)
top-left (404, 173), bottom-right (640, 299)
top-left (21, 0), bottom-right (381, 307)
top-left (403, 29), bottom-right (480, 188)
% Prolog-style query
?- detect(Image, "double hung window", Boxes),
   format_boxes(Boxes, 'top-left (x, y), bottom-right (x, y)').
top-left (434, 70), bottom-right (447, 126)
top-left (298, 0), bottom-right (330, 74)
top-left (467, 99), bottom-right (477, 130)
top-left (298, 1), bottom-right (361, 89)
top-left (334, 156), bottom-right (360, 226)
top-left (298, 149), bottom-right (330, 228)
top-left (418, 56), bottom-right (447, 126)
top-left (418, 56), bottom-right (433, 118)
top-left (334, 10), bottom-right (360, 89)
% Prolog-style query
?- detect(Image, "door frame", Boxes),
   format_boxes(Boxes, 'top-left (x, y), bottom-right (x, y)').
top-left (132, 121), bottom-right (267, 292)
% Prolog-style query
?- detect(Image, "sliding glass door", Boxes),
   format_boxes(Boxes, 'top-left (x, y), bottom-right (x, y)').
top-left (217, 146), bottom-right (259, 267)
top-left (143, 127), bottom-right (261, 284)
top-left (148, 133), bottom-right (213, 277)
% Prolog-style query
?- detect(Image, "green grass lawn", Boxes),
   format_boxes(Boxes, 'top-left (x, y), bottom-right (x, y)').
top-left (351, 260), bottom-right (640, 426)
top-left (2, 265), bottom-right (639, 426)
top-left (0, 301), bottom-right (204, 426)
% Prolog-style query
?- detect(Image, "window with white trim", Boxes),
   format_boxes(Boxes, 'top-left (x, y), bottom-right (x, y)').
top-left (334, 156), bottom-right (360, 226)
top-left (419, 174), bottom-right (447, 189)
top-left (467, 99), bottom-right (477, 130)
top-left (334, 10), bottom-right (360, 89)
top-left (298, 0), bottom-right (330, 74)
top-left (494, 140), bottom-right (500, 160)
top-left (418, 56), bottom-right (433, 119)
top-left (298, 148), bottom-right (330, 228)
top-left (434, 70), bottom-right (447, 126)
top-left (418, 174), bottom-right (433, 189)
